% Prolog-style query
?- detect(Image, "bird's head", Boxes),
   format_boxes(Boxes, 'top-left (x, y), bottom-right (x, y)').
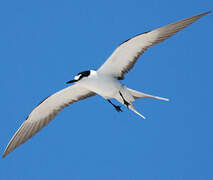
top-left (66, 70), bottom-right (96, 84)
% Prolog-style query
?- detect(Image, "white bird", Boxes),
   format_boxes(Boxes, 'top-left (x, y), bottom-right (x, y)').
top-left (3, 11), bottom-right (211, 158)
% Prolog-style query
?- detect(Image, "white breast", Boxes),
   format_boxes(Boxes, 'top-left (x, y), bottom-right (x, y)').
top-left (77, 71), bottom-right (123, 99)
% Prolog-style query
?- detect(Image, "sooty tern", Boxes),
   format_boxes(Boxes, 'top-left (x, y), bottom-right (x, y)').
top-left (3, 11), bottom-right (211, 157)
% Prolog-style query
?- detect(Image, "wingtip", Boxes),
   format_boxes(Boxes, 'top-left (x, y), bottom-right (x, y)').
top-left (203, 11), bottom-right (212, 15)
top-left (2, 153), bottom-right (7, 158)
top-left (196, 11), bottom-right (212, 18)
top-left (2, 149), bottom-right (9, 158)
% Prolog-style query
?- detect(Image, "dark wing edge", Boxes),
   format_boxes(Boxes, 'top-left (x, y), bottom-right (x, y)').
top-left (120, 11), bottom-right (211, 79)
top-left (3, 90), bottom-right (95, 158)
top-left (98, 11), bottom-right (211, 80)
top-left (119, 11), bottom-right (211, 79)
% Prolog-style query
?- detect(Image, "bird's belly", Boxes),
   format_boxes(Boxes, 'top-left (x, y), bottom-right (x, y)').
top-left (78, 77), bottom-right (121, 99)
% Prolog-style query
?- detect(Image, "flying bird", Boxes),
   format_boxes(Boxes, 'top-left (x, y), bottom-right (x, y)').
top-left (3, 11), bottom-right (211, 157)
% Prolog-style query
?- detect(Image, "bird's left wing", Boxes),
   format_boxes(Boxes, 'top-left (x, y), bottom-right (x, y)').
top-left (3, 84), bottom-right (95, 158)
top-left (98, 11), bottom-right (211, 80)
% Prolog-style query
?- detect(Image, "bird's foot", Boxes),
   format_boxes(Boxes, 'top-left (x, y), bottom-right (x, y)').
top-left (107, 99), bottom-right (122, 112)
top-left (114, 105), bottom-right (122, 112)
top-left (123, 100), bottom-right (130, 107)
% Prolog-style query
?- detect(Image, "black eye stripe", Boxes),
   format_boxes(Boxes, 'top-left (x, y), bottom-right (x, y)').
top-left (77, 70), bottom-right (90, 78)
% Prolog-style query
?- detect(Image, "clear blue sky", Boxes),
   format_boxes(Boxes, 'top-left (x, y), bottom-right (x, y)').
top-left (0, 0), bottom-right (212, 179)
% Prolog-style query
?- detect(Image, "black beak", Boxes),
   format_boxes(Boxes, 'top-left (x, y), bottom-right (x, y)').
top-left (66, 79), bottom-right (77, 84)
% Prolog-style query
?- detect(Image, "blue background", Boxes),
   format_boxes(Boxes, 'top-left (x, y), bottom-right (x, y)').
top-left (0, 0), bottom-right (212, 179)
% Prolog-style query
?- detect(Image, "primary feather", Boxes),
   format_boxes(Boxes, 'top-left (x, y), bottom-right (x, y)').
top-left (3, 84), bottom-right (94, 157)
top-left (98, 11), bottom-right (211, 79)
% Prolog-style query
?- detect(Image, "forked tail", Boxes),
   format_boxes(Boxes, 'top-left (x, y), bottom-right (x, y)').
top-left (127, 88), bottom-right (169, 119)
top-left (127, 88), bottom-right (169, 101)
top-left (128, 104), bottom-right (146, 119)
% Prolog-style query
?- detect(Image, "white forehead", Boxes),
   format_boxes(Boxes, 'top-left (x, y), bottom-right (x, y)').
top-left (89, 70), bottom-right (97, 77)
top-left (74, 74), bottom-right (81, 80)
top-left (74, 70), bottom-right (97, 80)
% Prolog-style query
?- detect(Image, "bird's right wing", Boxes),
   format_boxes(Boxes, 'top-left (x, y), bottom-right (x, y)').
top-left (98, 11), bottom-right (211, 80)
top-left (3, 84), bottom-right (95, 158)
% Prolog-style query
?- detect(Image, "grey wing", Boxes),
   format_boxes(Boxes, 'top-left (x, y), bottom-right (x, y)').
top-left (3, 84), bottom-right (95, 157)
top-left (98, 11), bottom-right (211, 80)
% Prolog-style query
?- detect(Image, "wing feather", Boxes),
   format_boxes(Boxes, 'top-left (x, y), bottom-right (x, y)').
top-left (3, 84), bottom-right (95, 157)
top-left (98, 11), bottom-right (211, 79)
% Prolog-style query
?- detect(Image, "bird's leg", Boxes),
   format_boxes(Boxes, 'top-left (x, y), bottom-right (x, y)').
top-left (119, 91), bottom-right (130, 107)
top-left (107, 99), bottom-right (122, 112)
